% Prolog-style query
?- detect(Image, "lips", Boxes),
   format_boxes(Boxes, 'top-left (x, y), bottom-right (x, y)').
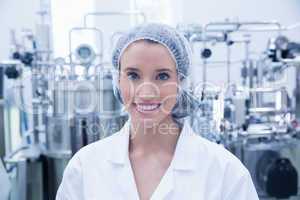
top-left (134, 102), bottom-right (161, 113)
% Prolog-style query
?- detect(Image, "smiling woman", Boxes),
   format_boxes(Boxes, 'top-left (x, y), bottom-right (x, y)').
top-left (56, 23), bottom-right (259, 200)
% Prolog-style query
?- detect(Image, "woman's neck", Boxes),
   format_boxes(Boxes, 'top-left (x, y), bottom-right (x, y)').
top-left (129, 117), bottom-right (181, 156)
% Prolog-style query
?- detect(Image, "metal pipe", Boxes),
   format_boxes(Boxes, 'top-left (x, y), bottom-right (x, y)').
top-left (226, 44), bottom-right (231, 85)
top-left (189, 34), bottom-right (202, 52)
top-left (0, 66), bottom-right (5, 158)
top-left (295, 65), bottom-right (300, 119)
top-left (195, 60), bottom-right (244, 65)
top-left (204, 21), bottom-right (299, 33)
top-left (201, 36), bottom-right (208, 92)
top-left (189, 34), bottom-right (234, 48)
top-left (286, 22), bottom-right (300, 30)
top-left (204, 21), bottom-right (282, 33)
top-left (249, 87), bottom-right (283, 93)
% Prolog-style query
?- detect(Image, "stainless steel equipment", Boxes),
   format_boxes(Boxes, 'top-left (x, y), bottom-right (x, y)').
top-left (189, 85), bottom-right (224, 142)
top-left (184, 20), bottom-right (300, 199)
top-left (0, 66), bottom-right (5, 158)
top-left (230, 123), bottom-right (300, 199)
top-left (46, 70), bottom-right (128, 156)
top-left (1, 7), bottom-right (147, 200)
top-left (0, 159), bottom-right (10, 200)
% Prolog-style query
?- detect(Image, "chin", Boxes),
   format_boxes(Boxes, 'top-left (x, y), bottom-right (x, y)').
top-left (131, 112), bottom-right (172, 128)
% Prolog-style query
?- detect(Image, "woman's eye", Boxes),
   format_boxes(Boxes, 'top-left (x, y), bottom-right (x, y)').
top-left (127, 72), bottom-right (139, 80)
top-left (156, 72), bottom-right (170, 80)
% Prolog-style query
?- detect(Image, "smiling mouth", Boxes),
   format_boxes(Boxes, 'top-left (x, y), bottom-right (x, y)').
top-left (133, 103), bottom-right (161, 113)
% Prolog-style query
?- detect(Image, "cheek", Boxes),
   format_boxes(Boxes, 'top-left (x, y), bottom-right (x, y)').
top-left (160, 83), bottom-right (178, 112)
top-left (119, 78), bottom-right (134, 106)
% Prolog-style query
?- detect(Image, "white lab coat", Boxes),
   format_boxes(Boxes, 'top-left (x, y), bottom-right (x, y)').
top-left (56, 120), bottom-right (259, 200)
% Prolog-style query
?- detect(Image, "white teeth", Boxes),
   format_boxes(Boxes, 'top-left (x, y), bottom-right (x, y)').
top-left (136, 104), bottom-right (160, 112)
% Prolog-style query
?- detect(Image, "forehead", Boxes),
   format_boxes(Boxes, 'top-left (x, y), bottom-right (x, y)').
top-left (119, 40), bottom-right (176, 72)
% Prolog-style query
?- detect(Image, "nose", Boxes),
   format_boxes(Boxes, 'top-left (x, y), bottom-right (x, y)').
top-left (136, 82), bottom-right (160, 99)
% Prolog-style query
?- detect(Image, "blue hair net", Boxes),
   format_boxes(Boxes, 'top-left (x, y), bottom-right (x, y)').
top-left (111, 23), bottom-right (200, 126)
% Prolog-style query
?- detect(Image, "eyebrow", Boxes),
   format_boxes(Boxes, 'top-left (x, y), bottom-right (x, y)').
top-left (123, 67), bottom-right (173, 72)
top-left (123, 67), bottom-right (139, 72)
top-left (156, 68), bottom-right (173, 72)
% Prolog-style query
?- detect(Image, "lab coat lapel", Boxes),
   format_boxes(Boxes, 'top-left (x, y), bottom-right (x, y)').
top-left (172, 121), bottom-right (199, 171)
top-left (150, 167), bottom-right (174, 200)
top-left (115, 161), bottom-right (140, 200)
top-left (152, 120), bottom-right (199, 200)
top-left (171, 121), bottom-right (200, 199)
top-left (107, 120), bottom-right (140, 200)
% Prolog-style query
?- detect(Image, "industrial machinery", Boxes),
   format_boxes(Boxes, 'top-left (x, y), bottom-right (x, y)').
top-left (1, 2), bottom-right (300, 199)
top-left (0, 159), bottom-right (10, 200)
top-left (181, 20), bottom-right (300, 199)
top-left (0, 4), bottom-right (147, 199)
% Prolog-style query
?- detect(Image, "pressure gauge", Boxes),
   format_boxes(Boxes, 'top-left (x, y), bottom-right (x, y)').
top-left (75, 44), bottom-right (96, 65)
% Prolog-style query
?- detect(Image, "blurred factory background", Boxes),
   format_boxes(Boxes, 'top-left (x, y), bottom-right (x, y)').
top-left (1, 0), bottom-right (300, 199)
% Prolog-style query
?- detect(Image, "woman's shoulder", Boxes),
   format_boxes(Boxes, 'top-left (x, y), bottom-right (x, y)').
top-left (56, 130), bottom-right (125, 199)
top-left (82, 131), bottom-right (122, 149)
top-left (192, 133), bottom-right (248, 175)
top-left (69, 131), bottom-right (124, 168)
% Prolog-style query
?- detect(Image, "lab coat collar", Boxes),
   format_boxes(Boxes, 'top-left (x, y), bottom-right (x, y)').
top-left (172, 120), bottom-right (199, 171)
top-left (107, 119), bottom-right (199, 171)
top-left (106, 119), bottom-right (131, 165)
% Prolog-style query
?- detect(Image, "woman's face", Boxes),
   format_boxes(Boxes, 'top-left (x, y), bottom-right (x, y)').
top-left (119, 40), bottom-right (179, 127)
